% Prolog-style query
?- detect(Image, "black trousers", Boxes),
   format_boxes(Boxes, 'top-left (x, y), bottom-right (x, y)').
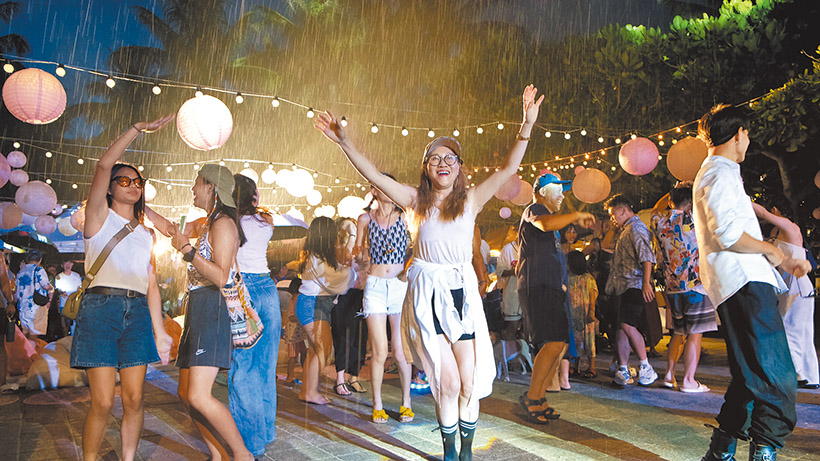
top-left (331, 289), bottom-right (368, 376)
top-left (716, 282), bottom-right (797, 449)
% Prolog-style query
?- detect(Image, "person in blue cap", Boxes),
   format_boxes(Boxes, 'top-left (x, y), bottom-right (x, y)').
top-left (516, 173), bottom-right (594, 424)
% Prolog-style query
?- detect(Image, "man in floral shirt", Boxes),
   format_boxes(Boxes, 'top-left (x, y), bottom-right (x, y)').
top-left (651, 185), bottom-right (717, 393)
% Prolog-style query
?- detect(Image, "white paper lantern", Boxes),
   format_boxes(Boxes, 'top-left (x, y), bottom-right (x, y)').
top-left (0, 202), bottom-right (22, 229)
top-left (261, 168), bottom-right (277, 185)
top-left (0, 154), bottom-right (10, 188)
top-left (321, 205), bottom-right (336, 218)
top-left (9, 169), bottom-right (28, 186)
top-left (337, 195), bottom-right (366, 219)
top-left (58, 217), bottom-right (78, 236)
top-left (286, 169), bottom-right (314, 197)
top-left (306, 189), bottom-right (322, 206)
top-left (2, 68), bottom-right (67, 124)
top-left (239, 168), bottom-right (259, 184)
top-left (275, 169), bottom-right (292, 189)
top-left (144, 182), bottom-right (157, 202)
top-left (285, 206), bottom-right (304, 222)
top-left (176, 95), bottom-right (233, 150)
top-left (34, 215), bottom-right (57, 234)
top-left (15, 180), bottom-right (58, 216)
top-left (6, 150), bottom-right (26, 168)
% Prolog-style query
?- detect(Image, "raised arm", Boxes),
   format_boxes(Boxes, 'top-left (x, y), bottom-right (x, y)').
top-left (531, 211), bottom-right (595, 233)
top-left (751, 202), bottom-right (803, 247)
top-left (85, 115), bottom-right (174, 238)
top-left (315, 111), bottom-right (417, 209)
top-left (470, 85), bottom-right (544, 210)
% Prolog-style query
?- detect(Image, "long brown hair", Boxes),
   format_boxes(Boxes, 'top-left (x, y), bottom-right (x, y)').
top-left (414, 164), bottom-right (468, 223)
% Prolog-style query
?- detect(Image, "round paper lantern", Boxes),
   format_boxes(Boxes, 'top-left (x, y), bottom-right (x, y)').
top-left (499, 207), bottom-right (512, 219)
top-left (286, 169), bottom-right (314, 198)
top-left (814, 170), bottom-right (820, 189)
top-left (285, 207), bottom-right (304, 222)
top-left (2, 68), bottom-right (67, 124)
top-left (321, 205), bottom-right (336, 218)
top-left (9, 169), bottom-right (28, 186)
top-left (494, 175), bottom-right (520, 201)
top-left (176, 95), bottom-right (233, 151)
top-left (144, 182), bottom-right (157, 202)
top-left (275, 169), bottom-right (292, 189)
top-left (52, 205), bottom-right (63, 216)
top-left (813, 207), bottom-right (820, 220)
top-left (572, 168), bottom-right (611, 204)
top-left (58, 217), bottom-right (77, 236)
top-left (619, 137), bottom-right (659, 176)
top-left (574, 165), bottom-right (585, 175)
top-left (70, 206), bottom-right (86, 233)
top-left (511, 179), bottom-right (533, 206)
top-left (261, 168), bottom-right (277, 185)
top-left (239, 168), bottom-right (259, 184)
top-left (6, 150), bottom-right (26, 168)
top-left (667, 137), bottom-right (708, 181)
top-left (34, 215), bottom-right (57, 234)
top-left (306, 189), bottom-right (322, 206)
top-left (0, 154), bottom-right (10, 188)
top-left (0, 203), bottom-right (22, 229)
top-left (15, 180), bottom-right (58, 216)
top-left (337, 195), bottom-right (366, 219)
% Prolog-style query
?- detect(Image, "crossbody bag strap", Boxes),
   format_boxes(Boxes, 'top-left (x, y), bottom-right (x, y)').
top-left (79, 218), bottom-right (140, 291)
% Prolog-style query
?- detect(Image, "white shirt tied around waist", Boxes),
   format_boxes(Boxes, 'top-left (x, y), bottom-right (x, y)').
top-left (85, 208), bottom-right (152, 294)
top-left (237, 214), bottom-right (273, 274)
top-left (693, 155), bottom-right (785, 306)
top-left (401, 257), bottom-right (495, 407)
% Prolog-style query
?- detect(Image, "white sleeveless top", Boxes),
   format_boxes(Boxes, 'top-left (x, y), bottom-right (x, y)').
top-left (237, 214), bottom-right (273, 274)
top-left (414, 203), bottom-right (475, 266)
top-left (85, 208), bottom-right (152, 293)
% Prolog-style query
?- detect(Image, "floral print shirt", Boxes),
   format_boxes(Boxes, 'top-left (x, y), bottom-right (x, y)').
top-left (651, 209), bottom-right (702, 294)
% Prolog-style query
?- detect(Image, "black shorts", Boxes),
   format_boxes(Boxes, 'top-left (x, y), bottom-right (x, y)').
top-left (518, 284), bottom-right (569, 349)
top-left (432, 288), bottom-right (475, 341)
top-left (618, 288), bottom-right (645, 328)
top-left (176, 286), bottom-right (233, 369)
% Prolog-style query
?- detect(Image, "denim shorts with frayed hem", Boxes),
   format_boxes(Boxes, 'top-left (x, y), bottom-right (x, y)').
top-left (70, 292), bottom-right (159, 369)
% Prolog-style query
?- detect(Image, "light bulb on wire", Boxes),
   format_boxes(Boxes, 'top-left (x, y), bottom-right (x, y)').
top-left (271, 97), bottom-right (280, 107)
top-left (631, 133), bottom-right (637, 140)
top-left (77, 158), bottom-right (84, 165)
top-left (195, 87), bottom-right (203, 97)
top-left (580, 129), bottom-right (587, 136)
top-left (545, 131), bottom-right (552, 138)
top-left (497, 122), bottom-right (504, 130)
top-left (615, 138), bottom-right (622, 144)
top-left (476, 126), bottom-right (484, 134)
top-left (235, 92), bottom-right (244, 104)
top-left (564, 132), bottom-right (571, 140)
top-left (55, 64), bottom-right (66, 77)
top-left (45, 151), bottom-right (52, 158)
top-left (306, 108), bottom-right (315, 118)
top-left (427, 129), bottom-right (435, 138)
top-left (105, 76), bottom-right (116, 88)
top-left (453, 128), bottom-right (460, 137)
top-left (152, 83), bottom-right (161, 95)
top-left (598, 136), bottom-right (604, 143)
top-left (340, 116), bottom-right (348, 127)
top-left (401, 127), bottom-right (409, 136)
top-left (371, 123), bottom-right (379, 134)
top-left (3, 61), bottom-right (13, 73)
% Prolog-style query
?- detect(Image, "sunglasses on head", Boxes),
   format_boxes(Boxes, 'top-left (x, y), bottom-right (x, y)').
top-left (112, 176), bottom-right (146, 189)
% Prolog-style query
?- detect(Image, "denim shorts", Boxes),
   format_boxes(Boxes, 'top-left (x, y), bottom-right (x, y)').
top-left (363, 276), bottom-right (407, 316)
top-left (295, 294), bottom-right (334, 326)
top-left (70, 293), bottom-right (159, 369)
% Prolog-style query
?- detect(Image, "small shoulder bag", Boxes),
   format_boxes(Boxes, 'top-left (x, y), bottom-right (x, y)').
top-left (62, 218), bottom-right (139, 320)
top-left (221, 259), bottom-right (264, 349)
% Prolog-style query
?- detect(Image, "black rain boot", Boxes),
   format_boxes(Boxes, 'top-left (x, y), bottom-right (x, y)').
top-left (702, 427), bottom-right (738, 461)
top-left (748, 443), bottom-right (777, 461)
top-left (458, 419), bottom-right (477, 461)
top-left (439, 422), bottom-right (458, 461)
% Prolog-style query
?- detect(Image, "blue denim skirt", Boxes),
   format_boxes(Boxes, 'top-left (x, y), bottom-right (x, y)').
top-left (70, 292), bottom-right (159, 369)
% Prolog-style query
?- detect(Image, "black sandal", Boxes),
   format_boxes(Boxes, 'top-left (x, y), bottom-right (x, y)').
top-left (519, 394), bottom-right (550, 425)
top-left (346, 380), bottom-right (367, 393)
top-left (334, 383), bottom-right (352, 396)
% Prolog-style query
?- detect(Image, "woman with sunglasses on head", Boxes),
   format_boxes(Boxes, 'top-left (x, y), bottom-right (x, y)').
top-left (70, 117), bottom-right (174, 461)
top-left (316, 85), bottom-right (543, 460)
top-left (354, 174), bottom-right (414, 423)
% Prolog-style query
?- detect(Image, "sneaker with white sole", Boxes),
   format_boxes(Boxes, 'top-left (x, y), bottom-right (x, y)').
top-left (612, 368), bottom-right (631, 386)
top-left (638, 364), bottom-right (658, 386)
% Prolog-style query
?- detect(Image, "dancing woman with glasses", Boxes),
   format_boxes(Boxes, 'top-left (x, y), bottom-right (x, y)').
top-left (316, 85), bottom-right (543, 460)
top-left (70, 117), bottom-right (174, 461)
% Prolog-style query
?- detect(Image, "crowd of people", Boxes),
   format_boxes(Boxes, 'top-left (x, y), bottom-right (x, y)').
top-left (0, 95), bottom-right (817, 461)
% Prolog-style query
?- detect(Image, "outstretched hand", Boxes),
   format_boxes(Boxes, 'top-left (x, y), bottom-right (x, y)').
top-left (575, 212), bottom-right (596, 229)
top-left (314, 111), bottom-right (347, 144)
top-left (134, 114), bottom-right (175, 133)
top-left (522, 84), bottom-right (545, 126)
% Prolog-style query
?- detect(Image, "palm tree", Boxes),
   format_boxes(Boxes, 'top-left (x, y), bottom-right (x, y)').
top-left (0, 1), bottom-right (30, 55)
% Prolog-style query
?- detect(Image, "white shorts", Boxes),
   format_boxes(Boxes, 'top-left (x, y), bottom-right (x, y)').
top-left (20, 303), bottom-right (48, 335)
top-left (363, 276), bottom-right (408, 317)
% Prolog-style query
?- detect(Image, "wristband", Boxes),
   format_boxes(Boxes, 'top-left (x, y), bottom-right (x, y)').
top-left (516, 133), bottom-right (531, 141)
top-left (182, 248), bottom-right (196, 263)
top-left (132, 125), bottom-right (145, 134)
top-left (180, 243), bottom-right (193, 252)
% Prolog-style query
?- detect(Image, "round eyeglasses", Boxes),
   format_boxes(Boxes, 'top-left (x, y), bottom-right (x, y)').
top-left (425, 153), bottom-right (461, 166)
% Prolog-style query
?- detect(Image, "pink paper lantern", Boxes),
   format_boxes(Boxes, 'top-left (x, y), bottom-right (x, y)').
top-left (574, 166), bottom-right (585, 175)
top-left (70, 206), bottom-right (86, 233)
top-left (494, 174), bottom-right (520, 201)
top-left (58, 217), bottom-right (77, 236)
top-left (815, 170), bottom-right (820, 189)
top-left (176, 95), bottom-right (233, 151)
top-left (813, 207), bottom-right (820, 220)
top-left (667, 137), bottom-right (708, 181)
top-left (511, 179), bottom-right (533, 206)
top-left (0, 202), bottom-right (22, 229)
top-left (619, 137), bottom-right (659, 176)
top-left (0, 155), bottom-right (10, 188)
top-left (15, 180), bottom-right (58, 216)
top-left (6, 150), bottom-right (26, 168)
top-left (2, 68), bottom-right (67, 124)
top-left (9, 169), bottom-right (28, 186)
top-left (34, 215), bottom-right (57, 234)
top-left (499, 207), bottom-right (512, 219)
top-left (572, 168), bottom-right (611, 204)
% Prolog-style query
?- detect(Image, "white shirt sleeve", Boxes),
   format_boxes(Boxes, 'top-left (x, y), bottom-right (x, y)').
top-left (696, 166), bottom-right (744, 250)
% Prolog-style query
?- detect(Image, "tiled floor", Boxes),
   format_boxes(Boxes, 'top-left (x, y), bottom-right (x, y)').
top-left (1, 337), bottom-right (818, 460)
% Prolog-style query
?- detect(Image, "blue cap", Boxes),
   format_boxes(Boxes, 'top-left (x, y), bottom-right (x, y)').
top-left (533, 173), bottom-right (571, 194)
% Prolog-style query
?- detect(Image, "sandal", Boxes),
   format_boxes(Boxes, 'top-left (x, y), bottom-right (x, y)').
top-left (581, 370), bottom-right (598, 379)
top-left (334, 383), bottom-right (352, 396)
top-left (399, 406), bottom-right (415, 423)
top-left (372, 408), bottom-right (389, 423)
top-left (519, 393), bottom-right (550, 424)
top-left (346, 380), bottom-right (367, 393)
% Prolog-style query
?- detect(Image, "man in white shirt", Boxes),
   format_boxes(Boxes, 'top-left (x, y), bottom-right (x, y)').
top-left (695, 104), bottom-right (810, 461)
top-left (54, 260), bottom-right (82, 333)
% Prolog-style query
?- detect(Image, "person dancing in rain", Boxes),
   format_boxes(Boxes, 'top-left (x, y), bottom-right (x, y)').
top-left (315, 84), bottom-right (543, 461)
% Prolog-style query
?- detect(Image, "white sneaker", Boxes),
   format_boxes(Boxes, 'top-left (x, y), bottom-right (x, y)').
top-left (612, 368), bottom-right (631, 386)
top-left (638, 364), bottom-right (658, 386)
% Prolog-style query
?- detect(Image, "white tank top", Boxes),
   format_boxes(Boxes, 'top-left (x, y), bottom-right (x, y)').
top-left (237, 214), bottom-right (273, 274)
top-left (415, 203), bottom-right (475, 266)
top-left (85, 208), bottom-right (153, 293)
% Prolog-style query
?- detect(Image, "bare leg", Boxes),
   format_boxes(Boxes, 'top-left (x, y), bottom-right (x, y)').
top-left (559, 359), bottom-right (571, 390)
top-left (389, 314), bottom-right (412, 409)
top-left (119, 366), bottom-right (147, 461)
top-left (618, 322), bottom-right (647, 366)
top-left (436, 335), bottom-right (461, 427)
top-left (452, 339), bottom-right (477, 422)
top-left (82, 367), bottom-right (117, 461)
top-left (681, 333), bottom-right (703, 389)
top-left (300, 320), bottom-right (332, 404)
top-left (178, 368), bottom-right (229, 461)
top-left (665, 333), bottom-right (685, 384)
top-left (526, 342), bottom-right (566, 405)
top-left (366, 314), bottom-right (388, 410)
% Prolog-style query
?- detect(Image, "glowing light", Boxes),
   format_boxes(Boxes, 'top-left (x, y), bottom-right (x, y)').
top-left (72, 183), bottom-right (78, 189)
top-left (45, 179), bottom-right (51, 184)
top-left (45, 151), bottom-right (52, 158)
top-left (13, 142), bottom-right (20, 148)
top-left (611, 166), bottom-right (617, 171)
top-left (659, 140), bottom-right (665, 146)
top-left (401, 127), bottom-right (409, 136)
top-left (545, 131), bottom-right (552, 138)
top-left (235, 93), bottom-right (244, 104)
top-left (598, 136), bottom-right (604, 143)
top-left (138, 165), bottom-right (144, 171)
top-left (3, 62), bottom-right (13, 73)
top-left (306, 108), bottom-right (315, 118)
top-left (564, 132), bottom-right (571, 140)
top-left (340, 116), bottom-right (348, 127)
top-left (580, 129), bottom-right (587, 136)
top-left (105, 76), bottom-right (116, 88)
top-left (77, 158), bottom-right (84, 165)
top-left (219, 160), bottom-right (225, 166)
top-left (152, 83), bottom-right (161, 95)
top-left (193, 164), bottom-right (200, 171)
top-left (452, 128), bottom-right (460, 137)
top-left (166, 184), bottom-right (172, 190)
top-left (271, 97), bottom-right (280, 107)
top-left (497, 122), bottom-right (504, 130)
top-left (371, 124), bottom-right (379, 133)
top-left (166, 165), bottom-right (172, 172)
top-left (55, 65), bottom-right (66, 77)
top-left (631, 134), bottom-right (637, 140)
top-left (427, 129), bottom-right (435, 138)
top-left (476, 126), bottom-right (484, 134)
top-left (615, 138), bottom-right (622, 144)
top-left (195, 87), bottom-right (203, 97)
top-left (676, 127), bottom-right (682, 133)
